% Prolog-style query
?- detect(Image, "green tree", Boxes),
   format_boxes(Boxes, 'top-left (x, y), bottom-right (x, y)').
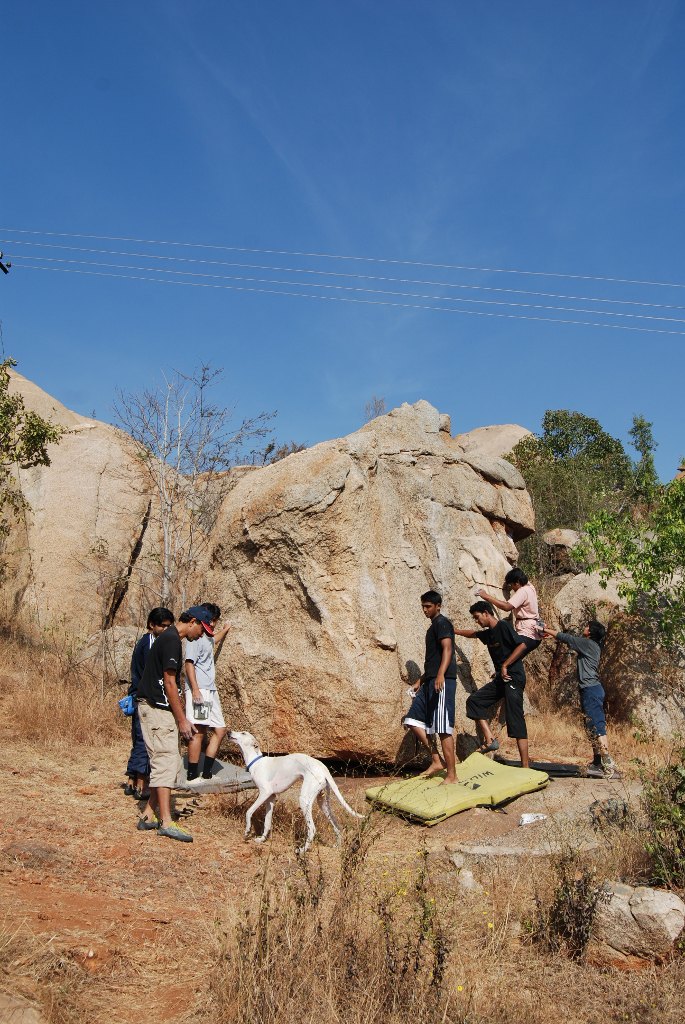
top-left (508, 410), bottom-right (632, 574)
top-left (577, 477), bottom-right (685, 649)
top-left (0, 356), bottom-right (64, 540)
top-left (628, 414), bottom-right (659, 506)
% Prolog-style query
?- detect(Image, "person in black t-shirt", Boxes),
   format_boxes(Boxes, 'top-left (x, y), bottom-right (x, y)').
top-left (404, 590), bottom-right (458, 784)
top-left (455, 601), bottom-right (530, 768)
top-left (124, 606), bottom-right (174, 799)
top-left (136, 606), bottom-right (213, 842)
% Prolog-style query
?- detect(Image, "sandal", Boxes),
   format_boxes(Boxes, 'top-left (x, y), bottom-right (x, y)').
top-left (477, 739), bottom-right (500, 754)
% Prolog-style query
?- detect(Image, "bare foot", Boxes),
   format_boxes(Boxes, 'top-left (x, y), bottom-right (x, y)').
top-left (440, 775), bottom-right (459, 785)
top-left (418, 762), bottom-right (445, 778)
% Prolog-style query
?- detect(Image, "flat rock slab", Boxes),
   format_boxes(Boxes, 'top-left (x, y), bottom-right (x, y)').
top-left (174, 757), bottom-right (255, 795)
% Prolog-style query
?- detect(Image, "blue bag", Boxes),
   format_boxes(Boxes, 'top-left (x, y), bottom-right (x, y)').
top-left (118, 694), bottom-right (135, 717)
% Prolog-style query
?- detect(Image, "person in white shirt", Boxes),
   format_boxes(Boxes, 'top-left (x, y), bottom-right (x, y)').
top-left (184, 602), bottom-right (231, 782)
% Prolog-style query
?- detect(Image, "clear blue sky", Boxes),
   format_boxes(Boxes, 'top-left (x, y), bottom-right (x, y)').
top-left (2, 1), bottom-right (684, 477)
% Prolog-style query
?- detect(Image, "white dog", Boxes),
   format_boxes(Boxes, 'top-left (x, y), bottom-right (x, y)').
top-left (229, 730), bottom-right (364, 853)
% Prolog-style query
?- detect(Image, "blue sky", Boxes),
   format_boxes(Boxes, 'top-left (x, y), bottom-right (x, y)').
top-left (2, 1), bottom-right (684, 477)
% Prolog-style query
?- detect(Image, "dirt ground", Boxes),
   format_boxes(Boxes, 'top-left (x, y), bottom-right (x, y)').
top-left (0, 708), bottom-right (640, 1024)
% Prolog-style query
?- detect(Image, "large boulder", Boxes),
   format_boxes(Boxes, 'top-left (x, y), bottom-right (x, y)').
top-left (587, 882), bottom-right (685, 967)
top-left (200, 401), bottom-right (535, 759)
top-left (2, 371), bottom-right (161, 641)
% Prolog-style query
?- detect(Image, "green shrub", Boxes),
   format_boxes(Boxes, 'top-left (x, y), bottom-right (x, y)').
top-left (641, 745), bottom-right (685, 890)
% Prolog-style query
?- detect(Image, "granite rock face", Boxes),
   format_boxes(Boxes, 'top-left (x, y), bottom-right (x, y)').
top-left (3, 371), bottom-right (160, 639)
top-left (3, 378), bottom-right (535, 758)
top-left (199, 401), bottom-right (535, 759)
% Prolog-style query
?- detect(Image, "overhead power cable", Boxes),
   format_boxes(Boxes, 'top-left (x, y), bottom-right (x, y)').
top-left (10, 254), bottom-right (685, 326)
top-left (14, 262), bottom-right (685, 335)
top-left (3, 237), bottom-right (685, 311)
top-left (2, 226), bottom-right (685, 290)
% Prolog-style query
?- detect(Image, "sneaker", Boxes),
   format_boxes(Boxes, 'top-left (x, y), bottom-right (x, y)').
top-left (136, 815), bottom-right (159, 831)
top-left (157, 821), bottom-right (193, 843)
top-left (601, 756), bottom-right (619, 779)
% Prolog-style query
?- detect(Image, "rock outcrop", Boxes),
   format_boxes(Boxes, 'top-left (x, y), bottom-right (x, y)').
top-left (199, 402), bottom-right (534, 758)
top-left (3, 371), bottom-right (160, 638)
top-left (3, 377), bottom-right (535, 759)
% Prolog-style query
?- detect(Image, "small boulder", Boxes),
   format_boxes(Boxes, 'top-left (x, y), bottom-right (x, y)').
top-left (0, 993), bottom-right (47, 1024)
top-left (542, 529), bottom-right (582, 574)
top-left (587, 882), bottom-right (685, 967)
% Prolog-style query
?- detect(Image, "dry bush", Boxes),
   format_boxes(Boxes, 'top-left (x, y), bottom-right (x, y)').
top-left (208, 819), bottom-right (454, 1024)
top-left (0, 634), bottom-right (126, 749)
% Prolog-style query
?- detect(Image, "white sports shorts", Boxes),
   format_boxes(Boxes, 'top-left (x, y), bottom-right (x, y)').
top-left (184, 688), bottom-right (226, 728)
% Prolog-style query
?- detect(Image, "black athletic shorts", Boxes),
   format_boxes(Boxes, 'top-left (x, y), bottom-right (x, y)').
top-left (465, 675), bottom-right (527, 739)
top-left (516, 635), bottom-right (541, 654)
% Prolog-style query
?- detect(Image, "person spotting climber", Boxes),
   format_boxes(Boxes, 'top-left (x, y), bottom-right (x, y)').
top-left (124, 607), bottom-right (174, 799)
top-left (544, 620), bottom-right (619, 779)
top-left (135, 607), bottom-right (213, 842)
top-left (476, 567), bottom-right (543, 655)
top-left (403, 590), bottom-right (458, 785)
top-left (184, 602), bottom-right (231, 783)
top-left (455, 601), bottom-right (530, 768)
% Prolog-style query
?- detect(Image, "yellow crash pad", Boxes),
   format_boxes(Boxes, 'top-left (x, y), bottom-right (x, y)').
top-left (365, 752), bottom-right (549, 825)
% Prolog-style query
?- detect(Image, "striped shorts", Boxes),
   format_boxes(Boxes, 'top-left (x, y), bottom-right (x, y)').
top-left (404, 678), bottom-right (456, 735)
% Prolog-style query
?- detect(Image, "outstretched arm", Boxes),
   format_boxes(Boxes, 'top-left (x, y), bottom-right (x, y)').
top-left (475, 588), bottom-right (514, 612)
top-left (454, 627), bottom-right (478, 638)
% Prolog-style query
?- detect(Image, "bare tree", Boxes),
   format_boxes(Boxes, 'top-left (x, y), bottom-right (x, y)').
top-left (114, 364), bottom-right (274, 606)
top-left (364, 395), bottom-right (386, 422)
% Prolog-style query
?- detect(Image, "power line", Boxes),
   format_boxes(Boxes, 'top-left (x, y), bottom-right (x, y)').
top-left (4, 236), bottom-right (685, 311)
top-left (3, 226), bottom-right (685, 289)
top-left (15, 262), bottom-right (685, 335)
top-left (11, 254), bottom-right (685, 325)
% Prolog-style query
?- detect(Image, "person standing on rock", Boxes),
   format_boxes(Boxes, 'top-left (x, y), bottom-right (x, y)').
top-left (455, 601), bottom-right (530, 767)
top-left (543, 620), bottom-right (619, 779)
top-left (476, 567), bottom-right (543, 656)
top-left (135, 607), bottom-right (212, 842)
top-left (125, 606), bottom-right (175, 799)
top-left (184, 602), bottom-right (231, 783)
top-left (404, 590), bottom-right (458, 784)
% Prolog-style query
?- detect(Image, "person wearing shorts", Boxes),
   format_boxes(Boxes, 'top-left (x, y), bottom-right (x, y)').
top-left (455, 601), bottom-right (530, 768)
top-left (544, 620), bottom-right (618, 778)
top-left (135, 606), bottom-right (213, 842)
top-left (124, 606), bottom-right (174, 799)
top-left (184, 601), bottom-right (231, 783)
top-left (404, 590), bottom-right (458, 784)
top-left (476, 568), bottom-right (543, 654)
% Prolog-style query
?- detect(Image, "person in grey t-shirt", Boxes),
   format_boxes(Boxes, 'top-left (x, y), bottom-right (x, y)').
top-left (184, 602), bottom-right (231, 782)
top-left (543, 619), bottom-right (619, 778)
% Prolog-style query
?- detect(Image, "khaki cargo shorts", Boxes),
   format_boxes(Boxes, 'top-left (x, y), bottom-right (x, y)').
top-left (138, 702), bottom-right (182, 788)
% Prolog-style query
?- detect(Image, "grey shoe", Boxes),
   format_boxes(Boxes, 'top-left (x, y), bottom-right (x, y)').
top-left (136, 815), bottom-right (159, 831)
top-left (157, 821), bottom-right (193, 843)
top-left (600, 756), bottom-right (620, 779)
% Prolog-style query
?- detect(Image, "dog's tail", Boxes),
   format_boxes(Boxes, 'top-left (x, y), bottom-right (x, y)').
top-left (325, 771), bottom-right (364, 818)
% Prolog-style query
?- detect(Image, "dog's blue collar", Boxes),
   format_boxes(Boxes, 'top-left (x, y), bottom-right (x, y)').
top-left (246, 754), bottom-right (264, 771)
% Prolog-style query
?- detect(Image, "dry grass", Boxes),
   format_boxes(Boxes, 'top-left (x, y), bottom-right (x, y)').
top-left (0, 633), bottom-right (126, 749)
top-left (198, 819), bottom-right (685, 1024)
top-left (1, 633), bottom-right (683, 1024)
